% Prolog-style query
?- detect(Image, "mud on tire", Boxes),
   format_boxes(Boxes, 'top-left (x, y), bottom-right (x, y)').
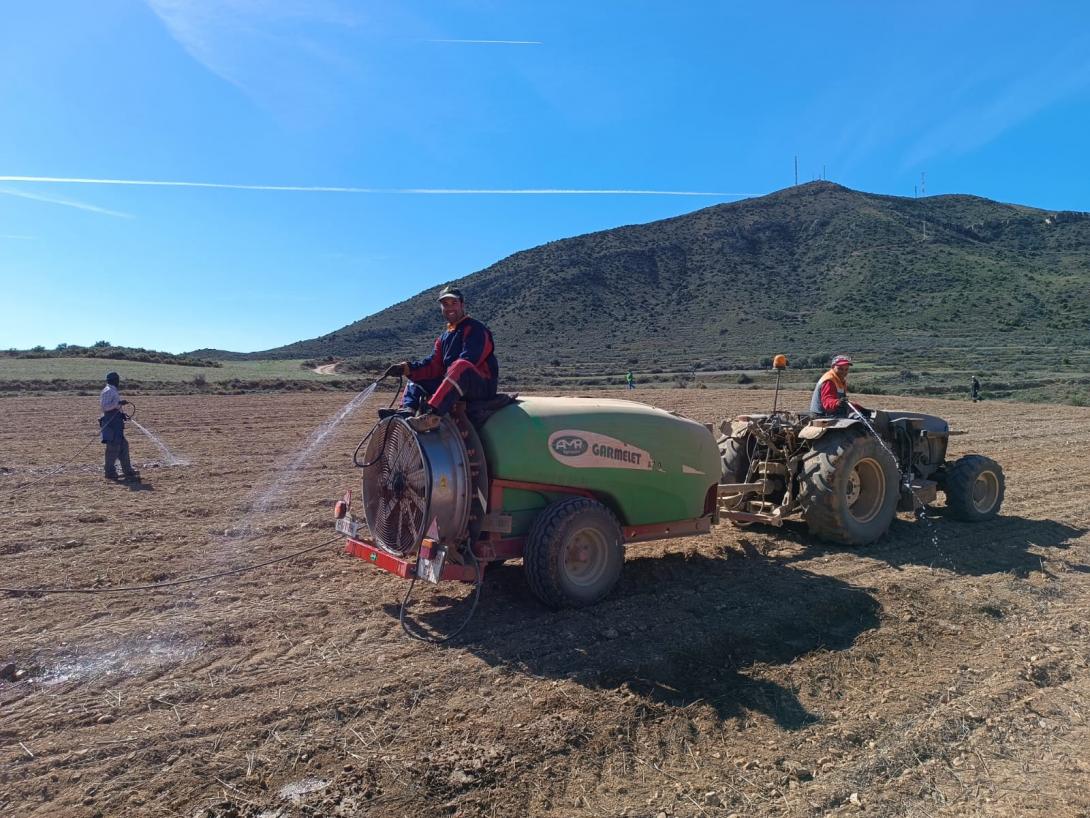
top-left (799, 430), bottom-right (900, 546)
top-left (523, 497), bottom-right (624, 609)
top-left (943, 455), bottom-right (1004, 521)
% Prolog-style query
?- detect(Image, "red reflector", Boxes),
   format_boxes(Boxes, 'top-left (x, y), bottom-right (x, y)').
top-left (334, 500), bottom-right (347, 519)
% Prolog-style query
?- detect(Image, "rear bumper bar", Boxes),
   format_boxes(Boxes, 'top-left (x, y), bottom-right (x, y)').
top-left (343, 538), bottom-right (477, 582)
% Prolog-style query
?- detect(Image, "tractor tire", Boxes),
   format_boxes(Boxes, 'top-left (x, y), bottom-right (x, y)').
top-left (523, 497), bottom-right (624, 609)
top-left (943, 455), bottom-right (1004, 521)
top-left (799, 430), bottom-right (900, 546)
top-left (718, 434), bottom-right (752, 484)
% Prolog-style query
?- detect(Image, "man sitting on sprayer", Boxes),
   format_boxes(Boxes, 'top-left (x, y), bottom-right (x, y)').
top-left (383, 285), bottom-right (499, 433)
top-left (810, 355), bottom-right (868, 418)
top-left (100, 371), bottom-right (140, 482)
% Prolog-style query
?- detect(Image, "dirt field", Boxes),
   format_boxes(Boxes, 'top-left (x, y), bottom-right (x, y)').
top-left (2, 388), bottom-right (1089, 818)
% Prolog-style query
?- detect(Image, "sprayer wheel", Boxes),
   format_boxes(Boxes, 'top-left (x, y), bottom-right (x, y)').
top-left (523, 497), bottom-right (624, 609)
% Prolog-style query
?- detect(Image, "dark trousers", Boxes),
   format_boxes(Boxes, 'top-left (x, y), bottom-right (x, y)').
top-left (104, 436), bottom-right (134, 477)
top-left (402, 370), bottom-right (497, 415)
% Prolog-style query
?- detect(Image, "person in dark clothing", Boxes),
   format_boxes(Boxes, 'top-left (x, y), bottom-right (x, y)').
top-left (100, 371), bottom-right (139, 481)
top-left (971, 375), bottom-right (981, 403)
top-left (384, 285), bottom-right (498, 433)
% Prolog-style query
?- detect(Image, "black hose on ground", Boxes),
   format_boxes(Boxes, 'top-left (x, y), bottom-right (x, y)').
top-left (398, 544), bottom-right (483, 644)
top-left (3, 403), bottom-right (136, 497)
top-left (0, 534), bottom-right (342, 597)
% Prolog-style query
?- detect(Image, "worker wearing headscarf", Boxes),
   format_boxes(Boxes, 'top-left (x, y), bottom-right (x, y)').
top-left (810, 355), bottom-right (867, 417)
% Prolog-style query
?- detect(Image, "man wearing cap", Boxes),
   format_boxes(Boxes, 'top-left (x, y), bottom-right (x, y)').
top-left (100, 371), bottom-right (139, 481)
top-left (383, 285), bottom-right (499, 432)
top-left (810, 355), bottom-right (867, 418)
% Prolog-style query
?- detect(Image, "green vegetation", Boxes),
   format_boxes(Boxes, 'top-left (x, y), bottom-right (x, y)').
top-left (4, 342), bottom-right (220, 368)
top-left (0, 357), bottom-right (365, 395)
top-left (244, 183), bottom-right (1090, 383)
top-left (9, 183), bottom-right (1090, 404)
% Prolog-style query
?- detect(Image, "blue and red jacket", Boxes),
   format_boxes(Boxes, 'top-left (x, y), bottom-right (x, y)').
top-left (408, 316), bottom-right (498, 408)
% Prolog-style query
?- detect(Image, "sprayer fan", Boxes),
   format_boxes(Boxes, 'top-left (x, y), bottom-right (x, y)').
top-left (361, 418), bottom-right (429, 555)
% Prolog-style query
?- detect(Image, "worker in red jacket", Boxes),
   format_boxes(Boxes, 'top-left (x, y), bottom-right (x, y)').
top-left (384, 285), bottom-right (498, 432)
top-left (809, 355), bottom-right (867, 417)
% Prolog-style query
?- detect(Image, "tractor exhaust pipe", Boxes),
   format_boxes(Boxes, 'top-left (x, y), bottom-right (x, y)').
top-left (770, 354), bottom-right (788, 413)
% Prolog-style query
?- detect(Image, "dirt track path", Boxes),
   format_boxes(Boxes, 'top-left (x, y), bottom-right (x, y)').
top-left (1, 389), bottom-right (1088, 817)
top-left (313, 363), bottom-right (338, 375)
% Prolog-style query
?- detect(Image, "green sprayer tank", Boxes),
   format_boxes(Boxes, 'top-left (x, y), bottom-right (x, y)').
top-left (479, 396), bottom-right (721, 536)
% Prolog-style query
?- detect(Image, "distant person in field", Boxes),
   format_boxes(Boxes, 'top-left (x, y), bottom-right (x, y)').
top-left (99, 371), bottom-right (139, 481)
top-left (971, 375), bottom-right (981, 403)
top-left (626, 370), bottom-right (635, 390)
top-left (810, 355), bottom-right (868, 418)
top-left (383, 285), bottom-right (498, 433)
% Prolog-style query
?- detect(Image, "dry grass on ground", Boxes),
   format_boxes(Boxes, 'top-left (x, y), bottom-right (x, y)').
top-left (2, 389), bottom-right (1089, 817)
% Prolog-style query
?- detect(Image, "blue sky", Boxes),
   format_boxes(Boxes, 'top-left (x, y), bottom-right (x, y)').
top-left (2, 1), bottom-right (1089, 353)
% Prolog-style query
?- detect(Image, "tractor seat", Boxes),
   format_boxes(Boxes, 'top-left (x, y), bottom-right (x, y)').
top-left (465, 393), bottom-right (518, 427)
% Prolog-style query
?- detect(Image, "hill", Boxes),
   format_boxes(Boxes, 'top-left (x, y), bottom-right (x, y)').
top-left (205, 182), bottom-right (1090, 377)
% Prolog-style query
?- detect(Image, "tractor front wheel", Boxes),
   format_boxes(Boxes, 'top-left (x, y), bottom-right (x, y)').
top-left (943, 455), bottom-right (1005, 521)
top-left (800, 430), bottom-right (900, 546)
top-left (523, 497), bottom-right (624, 609)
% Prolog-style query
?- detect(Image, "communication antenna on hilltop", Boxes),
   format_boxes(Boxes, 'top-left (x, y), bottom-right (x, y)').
top-left (920, 171), bottom-right (926, 197)
top-left (794, 155), bottom-right (798, 186)
top-left (822, 164), bottom-right (826, 181)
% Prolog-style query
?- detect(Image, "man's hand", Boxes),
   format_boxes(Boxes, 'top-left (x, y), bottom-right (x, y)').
top-left (383, 363), bottom-right (407, 378)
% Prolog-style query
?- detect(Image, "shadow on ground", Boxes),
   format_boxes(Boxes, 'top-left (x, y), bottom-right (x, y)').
top-left (773, 513), bottom-right (1085, 577)
top-left (389, 550), bottom-right (879, 727)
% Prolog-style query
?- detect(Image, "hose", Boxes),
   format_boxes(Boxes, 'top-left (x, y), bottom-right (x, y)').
top-left (352, 374), bottom-right (404, 468)
top-left (398, 544), bottom-right (483, 644)
top-left (0, 534), bottom-right (342, 597)
top-left (3, 403), bottom-right (135, 497)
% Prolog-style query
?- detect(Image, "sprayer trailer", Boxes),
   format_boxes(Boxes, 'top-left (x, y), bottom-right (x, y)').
top-left (716, 409), bottom-right (1005, 545)
top-left (334, 397), bottom-right (721, 608)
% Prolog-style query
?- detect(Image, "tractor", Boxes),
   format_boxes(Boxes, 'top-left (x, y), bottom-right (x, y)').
top-left (716, 407), bottom-right (1005, 545)
top-left (334, 379), bottom-right (1004, 616)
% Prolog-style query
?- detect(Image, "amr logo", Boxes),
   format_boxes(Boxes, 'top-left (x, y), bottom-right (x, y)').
top-left (551, 435), bottom-right (588, 456)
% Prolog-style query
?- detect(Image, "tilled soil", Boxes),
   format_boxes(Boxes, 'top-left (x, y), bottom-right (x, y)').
top-left (2, 389), bottom-right (1088, 818)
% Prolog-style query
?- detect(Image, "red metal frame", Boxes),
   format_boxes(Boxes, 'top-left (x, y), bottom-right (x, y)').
top-left (487, 477), bottom-right (593, 511)
top-left (344, 537), bottom-right (478, 582)
top-left (343, 476), bottom-right (712, 583)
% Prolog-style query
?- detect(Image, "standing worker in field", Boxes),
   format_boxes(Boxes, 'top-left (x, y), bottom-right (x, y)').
top-left (626, 370), bottom-right (635, 390)
top-left (810, 355), bottom-right (868, 417)
top-left (100, 371), bottom-right (139, 482)
top-left (383, 285), bottom-right (499, 433)
top-left (971, 375), bottom-right (981, 403)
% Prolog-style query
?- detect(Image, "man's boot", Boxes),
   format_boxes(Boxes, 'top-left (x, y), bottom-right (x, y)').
top-left (104, 471), bottom-right (120, 481)
top-left (121, 470), bottom-right (141, 483)
top-left (406, 412), bottom-right (441, 433)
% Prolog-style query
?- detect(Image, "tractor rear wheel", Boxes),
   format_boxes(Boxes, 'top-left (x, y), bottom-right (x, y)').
top-left (800, 430), bottom-right (900, 546)
top-left (943, 455), bottom-right (1004, 521)
top-left (523, 497), bottom-right (624, 609)
top-left (718, 433), bottom-right (753, 483)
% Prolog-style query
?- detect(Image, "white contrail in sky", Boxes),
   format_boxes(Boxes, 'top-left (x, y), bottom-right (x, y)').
top-left (0, 176), bottom-right (758, 198)
top-left (0, 186), bottom-right (134, 218)
top-left (423, 39), bottom-right (543, 45)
